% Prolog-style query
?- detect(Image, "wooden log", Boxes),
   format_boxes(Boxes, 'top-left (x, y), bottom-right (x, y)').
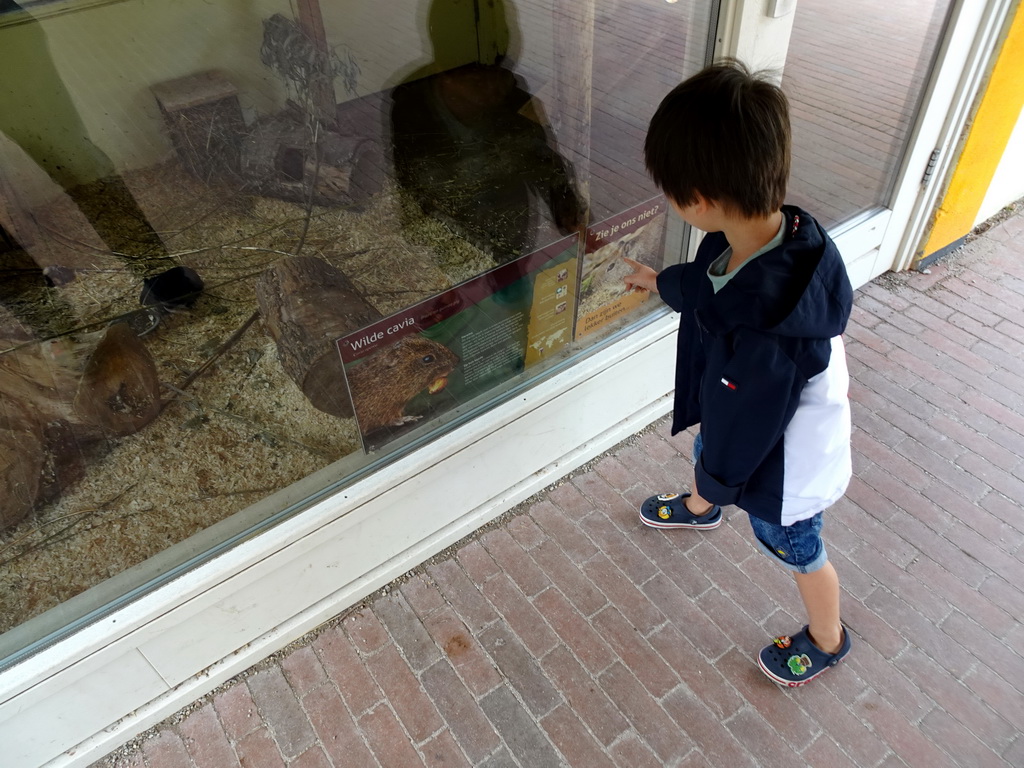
top-left (0, 310), bottom-right (74, 436)
top-left (0, 311), bottom-right (54, 524)
top-left (551, 0), bottom-right (594, 200)
top-left (240, 109), bottom-right (383, 207)
top-left (38, 419), bottom-right (88, 505)
top-left (255, 255), bottom-right (381, 418)
top-left (294, 0), bottom-right (339, 132)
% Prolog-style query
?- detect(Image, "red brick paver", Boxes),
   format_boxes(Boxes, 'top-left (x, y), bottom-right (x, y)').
top-left (94, 215), bottom-right (1024, 767)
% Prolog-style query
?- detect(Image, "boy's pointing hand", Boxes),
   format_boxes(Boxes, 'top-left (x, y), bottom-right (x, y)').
top-left (622, 257), bottom-right (659, 295)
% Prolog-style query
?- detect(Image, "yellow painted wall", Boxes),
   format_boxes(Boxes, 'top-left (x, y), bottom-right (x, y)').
top-left (920, 1), bottom-right (1024, 260)
top-left (978, 105), bottom-right (1024, 220)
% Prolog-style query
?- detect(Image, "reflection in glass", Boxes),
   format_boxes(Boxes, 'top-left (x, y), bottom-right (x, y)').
top-left (389, 0), bottom-right (583, 267)
top-left (589, 0), bottom-right (714, 222)
top-left (1, 0), bottom-right (370, 643)
top-left (783, 0), bottom-right (953, 227)
top-left (0, 0), bottom-right (167, 288)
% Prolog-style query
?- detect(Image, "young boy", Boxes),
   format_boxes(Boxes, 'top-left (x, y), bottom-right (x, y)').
top-left (623, 60), bottom-right (854, 687)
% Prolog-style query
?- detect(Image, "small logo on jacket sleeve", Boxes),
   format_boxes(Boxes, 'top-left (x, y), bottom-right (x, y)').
top-left (720, 378), bottom-right (737, 390)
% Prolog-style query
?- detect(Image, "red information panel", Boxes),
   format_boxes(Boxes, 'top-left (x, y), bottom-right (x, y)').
top-left (338, 235), bottom-right (580, 451)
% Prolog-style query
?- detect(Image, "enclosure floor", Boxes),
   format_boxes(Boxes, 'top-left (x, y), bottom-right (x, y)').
top-left (92, 205), bottom-right (1024, 768)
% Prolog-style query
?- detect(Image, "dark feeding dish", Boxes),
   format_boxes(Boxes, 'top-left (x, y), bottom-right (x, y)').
top-left (140, 266), bottom-right (204, 309)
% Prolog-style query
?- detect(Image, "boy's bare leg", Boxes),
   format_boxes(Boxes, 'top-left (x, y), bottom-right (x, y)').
top-left (686, 486), bottom-right (715, 514)
top-left (794, 562), bottom-right (844, 654)
top-left (694, 480), bottom-right (844, 654)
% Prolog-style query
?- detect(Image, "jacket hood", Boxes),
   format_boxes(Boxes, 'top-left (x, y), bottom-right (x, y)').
top-left (698, 206), bottom-right (853, 339)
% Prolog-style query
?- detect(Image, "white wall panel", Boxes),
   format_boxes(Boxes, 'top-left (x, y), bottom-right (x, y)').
top-left (0, 650), bottom-right (166, 768)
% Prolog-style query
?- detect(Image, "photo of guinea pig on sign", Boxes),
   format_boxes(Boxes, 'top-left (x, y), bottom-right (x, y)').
top-left (342, 333), bottom-right (460, 449)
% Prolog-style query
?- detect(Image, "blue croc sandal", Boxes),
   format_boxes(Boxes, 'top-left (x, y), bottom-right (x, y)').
top-left (757, 625), bottom-right (851, 687)
top-left (639, 492), bottom-right (722, 530)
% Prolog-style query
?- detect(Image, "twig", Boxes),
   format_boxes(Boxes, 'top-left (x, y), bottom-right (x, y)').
top-left (34, 223), bottom-right (135, 260)
top-left (150, 179), bottom-right (255, 245)
top-left (160, 382), bottom-right (332, 460)
top-left (0, 487), bottom-right (134, 566)
top-left (160, 211), bottom-right (329, 260)
top-left (192, 485), bottom-right (281, 501)
top-left (223, 246), bottom-right (297, 259)
top-left (172, 309), bottom-right (260, 395)
top-left (0, 269), bottom-right (270, 358)
top-left (295, 120), bottom-right (323, 257)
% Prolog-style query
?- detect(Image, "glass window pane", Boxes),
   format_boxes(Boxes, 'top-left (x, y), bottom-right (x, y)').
top-left (0, 0), bottom-right (716, 660)
top-left (590, 0), bottom-right (717, 222)
top-left (784, 0), bottom-right (953, 227)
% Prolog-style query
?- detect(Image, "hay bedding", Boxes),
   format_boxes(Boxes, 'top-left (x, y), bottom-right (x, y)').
top-left (0, 159), bottom-right (492, 634)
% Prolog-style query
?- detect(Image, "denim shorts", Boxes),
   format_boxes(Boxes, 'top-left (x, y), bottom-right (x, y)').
top-left (693, 432), bottom-right (828, 574)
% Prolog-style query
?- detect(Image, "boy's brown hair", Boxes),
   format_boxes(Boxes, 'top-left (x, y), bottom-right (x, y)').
top-left (644, 59), bottom-right (791, 218)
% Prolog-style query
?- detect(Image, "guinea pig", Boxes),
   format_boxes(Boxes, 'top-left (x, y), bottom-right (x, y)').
top-left (346, 335), bottom-right (459, 436)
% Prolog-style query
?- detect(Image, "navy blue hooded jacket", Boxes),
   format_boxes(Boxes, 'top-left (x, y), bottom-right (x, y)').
top-left (656, 205), bottom-right (854, 524)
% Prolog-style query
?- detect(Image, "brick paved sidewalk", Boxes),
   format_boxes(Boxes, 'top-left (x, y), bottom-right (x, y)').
top-left (95, 210), bottom-right (1024, 768)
